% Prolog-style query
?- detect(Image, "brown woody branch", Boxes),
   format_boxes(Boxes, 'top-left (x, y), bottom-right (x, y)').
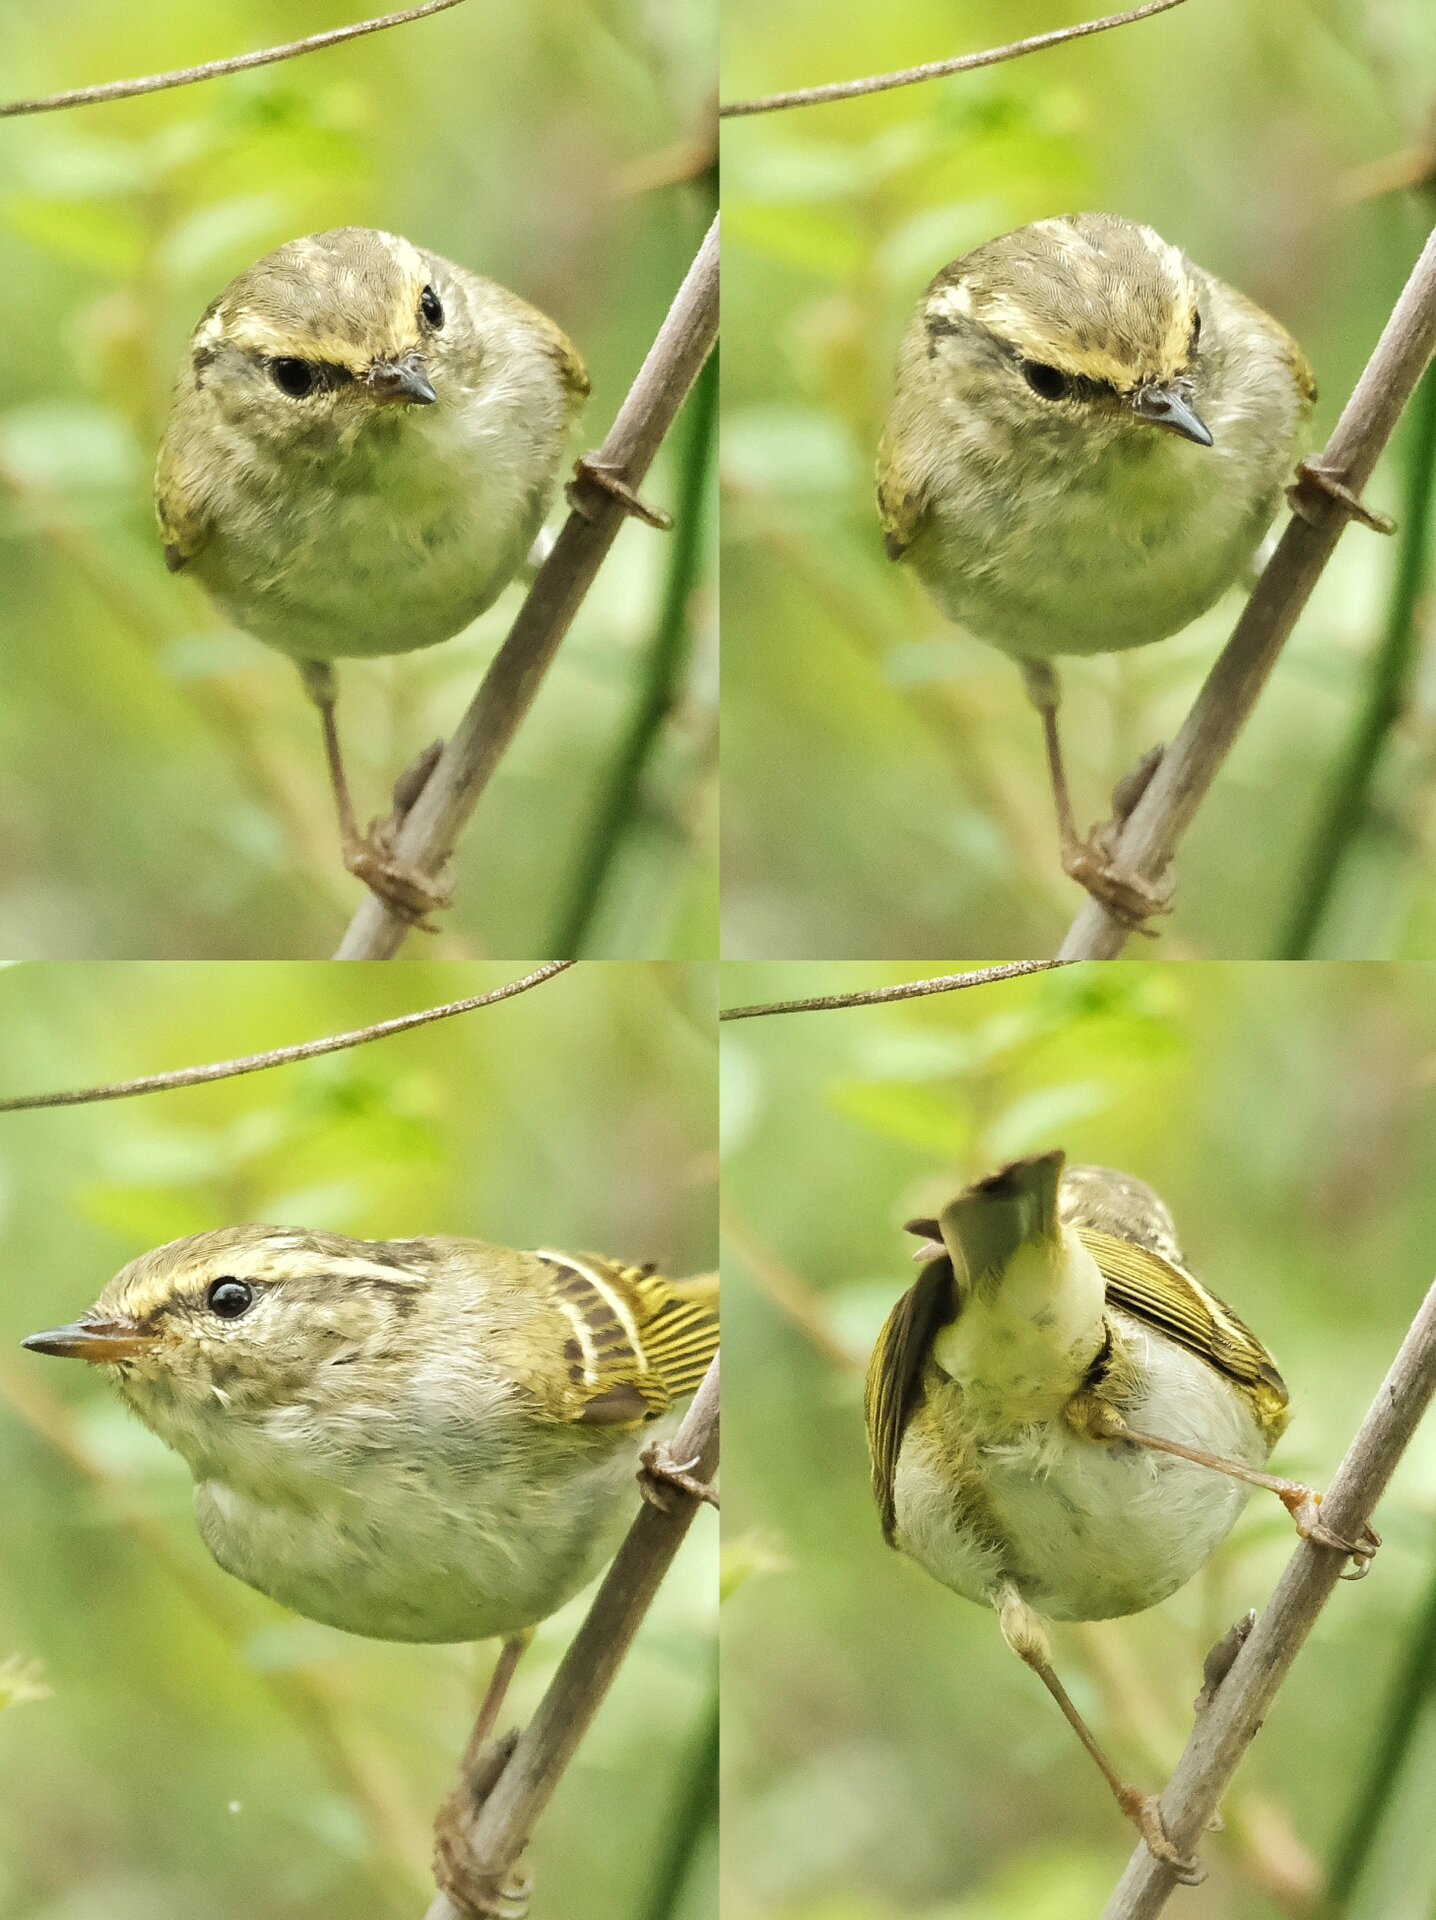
top-left (0, 963), bottom-right (573, 1113)
top-left (334, 216), bottom-right (720, 961)
top-left (424, 1354), bottom-right (720, 1919)
top-left (0, 0), bottom-right (471, 117)
top-left (1102, 1275), bottom-right (1436, 1920)
top-left (719, 0), bottom-right (1190, 118)
top-left (1059, 219), bottom-right (1436, 961)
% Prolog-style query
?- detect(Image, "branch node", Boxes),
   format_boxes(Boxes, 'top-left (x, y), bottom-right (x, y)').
top-left (1288, 459), bottom-right (1397, 536)
top-left (567, 454), bottom-right (674, 531)
top-left (639, 1443), bottom-right (720, 1511)
top-left (434, 1730), bottom-right (530, 1919)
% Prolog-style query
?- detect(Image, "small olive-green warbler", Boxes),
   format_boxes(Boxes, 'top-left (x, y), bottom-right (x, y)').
top-left (866, 1152), bottom-right (1376, 1879)
top-left (878, 214), bottom-right (1335, 926)
top-left (156, 228), bottom-right (589, 922)
top-left (24, 1226), bottom-right (717, 1644)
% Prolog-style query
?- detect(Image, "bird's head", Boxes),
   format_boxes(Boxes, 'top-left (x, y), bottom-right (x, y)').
top-left (921, 213), bottom-right (1213, 451)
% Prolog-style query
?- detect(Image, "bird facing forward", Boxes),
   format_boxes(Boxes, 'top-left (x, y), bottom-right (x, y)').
top-left (866, 1151), bottom-right (1376, 1879)
top-left (876, 215), bottom-right (1379, 928)
top-left (156, 229), bottom-right (590, 924)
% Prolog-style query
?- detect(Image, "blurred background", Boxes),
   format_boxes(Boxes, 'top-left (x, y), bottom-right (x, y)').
top-left (721, 0), bottom-right (1436, 959)
top-left (0, 960), bottom-right (718, 1920)
top-left (721, 961), bottom-right (1436, 1919)
top-left (0, 0), bottom-right (716, 959)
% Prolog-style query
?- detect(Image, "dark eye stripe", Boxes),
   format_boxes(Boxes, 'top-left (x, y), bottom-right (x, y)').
top-left (264, 356), bottom-right (355, 397)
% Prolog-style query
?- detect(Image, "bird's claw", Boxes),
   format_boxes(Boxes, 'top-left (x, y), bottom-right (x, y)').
top-left (1287, 459), bottom-right (1395, 535)
top-left (343, 824), bottom-right (452, 930)
top-left (432, 1732), bottom-right (531, 1919)
top-left (1281, 1486), bottom-right (1381, 1578)
top-left (567, 454), bottom-right (672, 530)
top-left (639, 1443), bottom-right (718, 1512)
top-left (1119, 1788), bottom-right (1205, 1885)
top-left (1061, 833), bottom-right (1173, 934)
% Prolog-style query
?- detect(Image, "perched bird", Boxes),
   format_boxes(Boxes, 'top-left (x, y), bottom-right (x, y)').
top-left (877, 215), bottom-right (1378, 927)
top-left (23, 1227), bottom-right (718, 1643)
top-left (156, 229), bottom-right (590, 923)
top-left (865, 1152), bottom-right (1376, 1878)
top-left (26, 1225), bottom-right (717, 1916)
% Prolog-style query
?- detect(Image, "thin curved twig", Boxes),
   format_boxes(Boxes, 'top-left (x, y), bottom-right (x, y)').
top-left (424, 1354), bottom-right (720, 1918)
top-left (719, 959), bottom-right (1071, 1021)
top-left (334, 217), bottom-right (720, 961)
top-left (719, 0), bottom-right (1191, 118)
top-left (0, 0), bottom-right (471, 117)
top-left (0, 962), bottom-right (573, 1112)
top-left (1101, 1274), bottom-right (1436, 1920)
top-left (1059, 219), bottom-right (1436, 961)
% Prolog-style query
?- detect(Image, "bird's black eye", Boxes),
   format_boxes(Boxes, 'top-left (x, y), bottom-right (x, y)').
top-left (271, 358), bottom-right (317, 398)
top-left (1021, 360), bottom-right (1071, 401)
top-left (420, 284), bottom-right (444, 330)
top-left (206, 1278), bottom-right (255, 1320)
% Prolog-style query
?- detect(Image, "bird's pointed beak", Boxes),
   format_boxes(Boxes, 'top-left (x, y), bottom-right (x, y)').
top-left (22, 1318), bottom-right (156, 1363)
top-left (1130, 386), bottom-right (1213, 447)
top-left (368, 354), bottom-right (437, 406)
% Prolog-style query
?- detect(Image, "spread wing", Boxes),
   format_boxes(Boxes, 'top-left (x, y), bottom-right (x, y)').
top-left (534, 1253), bottom-right (717, 1427)
top-left (864, 1253), bottom-right (959, 1542)
top-left (1078, 1228), bottom-right (1290, 1437)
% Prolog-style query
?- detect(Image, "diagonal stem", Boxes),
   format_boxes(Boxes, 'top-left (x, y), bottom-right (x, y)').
top-left (1100, 1275), bottom-right (1436, 1920)
top-left (335, 217), bottom-right (720, 961)
top-left (423, 1354), bottom-right (720, 1918)
top-left (1058, 218), bottom-right (1436, 962)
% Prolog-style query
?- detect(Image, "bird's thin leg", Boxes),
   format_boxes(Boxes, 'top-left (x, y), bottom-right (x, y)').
top-left (433, 1633), bottom-right (535, 1919)
top-left (1110, 1423), bottom-right (1380, 1578)
top-left (995, 1585), bottom-right (1203, 1885)
top-left (297, 658), bottom-right (451, 929)
top-left (1018, 659), bottom-right (1172, 933)
top-left (457, 1631), bottom-right (534, 1778)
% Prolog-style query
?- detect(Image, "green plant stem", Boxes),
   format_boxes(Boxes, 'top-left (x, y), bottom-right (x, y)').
top-left (1326, 1540), bottom-right (1436, 1908)
top-left (639, 1664), bottom-right (719, 1920)
top-left (1276, 360), bottom-right (1436, 957)
top-left (549, 350), bottom-right (718, 956)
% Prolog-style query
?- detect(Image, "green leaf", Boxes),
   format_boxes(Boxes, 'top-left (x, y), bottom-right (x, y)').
top-left (986, 1080), bottom-right (1115, 1159)
top-left (828, 1079), bottom-right (973, 1158)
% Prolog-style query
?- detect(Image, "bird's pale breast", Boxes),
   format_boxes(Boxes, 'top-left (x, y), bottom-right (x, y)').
top-left (893, 1315), bottom-right (1271, 1622)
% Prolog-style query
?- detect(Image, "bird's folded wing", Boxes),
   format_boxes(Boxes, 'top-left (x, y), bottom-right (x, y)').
top-left (1078, 1228), bottom-right (1289, 1428)
top-left (534, 1252), bottom-right (718, 1427)
top-left (865, 1255), bottom-right (959, 1542)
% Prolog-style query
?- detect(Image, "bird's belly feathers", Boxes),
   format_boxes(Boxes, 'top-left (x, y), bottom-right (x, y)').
top-left (892, 1329), bottom-right (1271, 1622)
top-left (197, 385), bottom-right (565, 663)
top-left (193, 1425), bottom-right (658, 1643)
top-left (915, 410), bottom-right (1295, 660)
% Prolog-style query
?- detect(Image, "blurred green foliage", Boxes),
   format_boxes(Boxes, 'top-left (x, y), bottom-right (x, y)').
top-left (720, 0), bottom-right (1436, 960)
top-left (720, 961), bottom-right (1436, 1918)
top-left (0, 0), bottom-right (716, 959)
top-left (0, 960), bottom-right (717, 1920)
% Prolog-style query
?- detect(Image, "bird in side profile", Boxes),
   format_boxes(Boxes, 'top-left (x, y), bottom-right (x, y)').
top-left (877, 215), bottom-right (1384, 928)
top-left (26, 1226), bottom-right (719, 1916)
top-left (865, 1151), bottom-right (1376, 1879)
top-left (24, 1225), bottom-right (717, 1643)
top-left (156, 229), bottom-right (590, 924)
